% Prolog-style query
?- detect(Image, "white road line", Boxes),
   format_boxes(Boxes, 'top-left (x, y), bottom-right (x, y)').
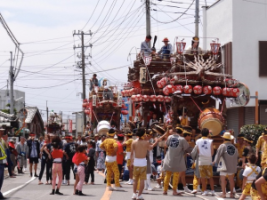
top-left (3, 177), bottom-right (36, 196)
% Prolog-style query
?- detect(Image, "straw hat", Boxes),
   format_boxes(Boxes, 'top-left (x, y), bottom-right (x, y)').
top-left (221, 132), bottom-right (234, 140)
top-left (192, 36), bottom-right (199, 42)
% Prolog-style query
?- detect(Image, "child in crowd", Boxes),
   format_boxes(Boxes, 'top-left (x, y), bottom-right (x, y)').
top-left (239, 154), bottom-right (261, 200)
top-left (85, 141), bottom-right (96, 185)
top-left (72, 145), bottom-right (89, 195)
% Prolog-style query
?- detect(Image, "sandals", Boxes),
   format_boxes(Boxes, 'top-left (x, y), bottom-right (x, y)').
top-left (217, 193), bottom-right (226, 198)
top-left (38, 182), bottom-right (43, 185)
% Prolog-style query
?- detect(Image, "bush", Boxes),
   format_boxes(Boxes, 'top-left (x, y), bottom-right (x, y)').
top-left (240, 124), bottom-right (267, 146)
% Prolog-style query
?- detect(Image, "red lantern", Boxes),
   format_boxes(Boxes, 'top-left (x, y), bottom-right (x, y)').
top-left (143, 95), bottom-right (150, 102)
top-left (83, 99), bottom-right (88, 103)
top-left (131, 95), bottom-right (137, 102)
top-left (203, 86), bottom-right (212, 95)
top-left (121, 110), bottom-right (129, 115)
top-left (157, 77), bottom-right (168, 89)
top-left (150, 95), bottom-right (157, 102)
top-left (222, 88), bottom-right (232, 96)
top-left (183, 85), bottom-right (192, 94)
top-left (136, 94), bottom-right (143, 101)
top-left (232, 88), bottom-right (240, 97)
top-left (163, 86), bottom-right (169, 96)
top-left (176, 41), bottom-right (186, 54)
top-left (213, 86), bottom-right (222, 95)
top-left (210, 40), bottom-right (221, 55)
top-left (122, 104), bottom-right (127, 109)
top-left (170, 78), bottom-right (176, 85)
top-left (193, 85), bottom-right (202, 95)
top-left (157, 95), bottom-right (164, 102)
top-left (82, 103), bottom-right (87, 108)
top-left (164, 96), bottom-right (171, 102)
top-left (173, 85), bottom-right (183, 93)
top-left (166, 85), bottom-right (174, 94)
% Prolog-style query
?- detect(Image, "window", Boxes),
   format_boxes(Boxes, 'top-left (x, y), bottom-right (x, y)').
top-left (259, 41), bottom-right (267, 76)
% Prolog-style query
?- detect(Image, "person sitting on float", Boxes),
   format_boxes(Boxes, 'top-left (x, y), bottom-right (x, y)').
top-left (90, 74), bottom-right (98, 91)
top-left (157, 37), bottom-right (172, 59)
top-left (141, 35), bottom-right (155, 56)
top-left (185, 36), bottom-right (203, 55)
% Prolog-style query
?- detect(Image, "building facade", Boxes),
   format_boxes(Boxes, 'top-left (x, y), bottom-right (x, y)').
top-left (0, 90), bottom-right (25, 113)
top-left (205, 0), bottom-right (267, 134)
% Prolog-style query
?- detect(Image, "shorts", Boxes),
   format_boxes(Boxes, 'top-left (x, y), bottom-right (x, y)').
top-left (133, 166), bottom-right (147, 181)
top-left (242, 183), bottom-right (252, 196)
top-left (199, 165), bottom-right (213, 178)
top-left (29, 157), bottom-right (39, 164)
top-left (220, 172), bottom-right (234, 177)
top-left (127, 159), bottom-right (131, 167)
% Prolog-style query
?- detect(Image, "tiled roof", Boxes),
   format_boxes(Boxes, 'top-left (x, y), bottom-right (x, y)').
top-left (25, 107), bottom-right (38, 123)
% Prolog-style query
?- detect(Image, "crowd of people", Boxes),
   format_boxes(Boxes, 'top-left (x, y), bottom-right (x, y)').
top-left (1, 124), bottom-right (267, 200)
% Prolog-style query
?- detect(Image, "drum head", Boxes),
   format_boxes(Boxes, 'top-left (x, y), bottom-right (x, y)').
top-left (201, 119), bottom-right (223, 136)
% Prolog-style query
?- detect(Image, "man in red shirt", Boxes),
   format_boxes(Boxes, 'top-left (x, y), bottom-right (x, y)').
top-left (117, 134), bottom-right (124, 180)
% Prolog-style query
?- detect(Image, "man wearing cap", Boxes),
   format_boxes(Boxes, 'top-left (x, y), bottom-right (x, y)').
top-left (141, 35), bottom-right (155, 56)
top-left (213, 132), bottom-right (238, 198)
top-left (185, 36), bottom-right (203, 55)
top-left (100, 129), bottom-right (121, 191)
top-left (157, 38), bottom-right (173, 59)
top-left (63, 135), bottom-right (76, 185)
top-left (123, 131), bottom-right (134, 185)
top-left (27, 133), bottom-right (40, 177)
top-left (16, 137), bottom-right (27, 174)
top-left (90, 74), bottom-right (98, 91)
top-left (0, 128), bottom-right (7, 199)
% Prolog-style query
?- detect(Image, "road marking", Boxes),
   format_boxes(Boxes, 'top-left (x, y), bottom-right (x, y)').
top-left (3, 177), bottom-right (36, 196)
top-left (98, 171), bottom-right (113, 200)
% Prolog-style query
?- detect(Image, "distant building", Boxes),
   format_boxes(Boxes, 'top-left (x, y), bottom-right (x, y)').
top-left (204, 0), bottom-right (267, 134)
top-left (0, 90), bottom-right (25, 113)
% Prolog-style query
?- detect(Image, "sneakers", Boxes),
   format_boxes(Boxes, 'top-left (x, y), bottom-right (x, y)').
top-left (183, 186), bottom-right (192, 193)
top-left (197, 185), bottom-right (202, 192)
top-left (210, 190), bottom-right (215, 196)
top-left (202, 191), bottom-right (208, 196)
top-left (155, 183), bottom-right (162, 189)
top-left (131, 193), bottom-right (137, 200)
top-left (191, 190), bottom-right (198, 194)
top-left (137, 195), bottom-right (144, 200)
top-left (62, 180), bottom-right (66, 185)
top-left (112, 187), bottom-right (122, 191)
top-left (127, 179), bottom-right (134, 185)
top-left (147, 187), bottom-right (154, 191)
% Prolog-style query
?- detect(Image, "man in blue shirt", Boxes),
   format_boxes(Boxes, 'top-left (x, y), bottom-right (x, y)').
top-left (141, 35), bottom-right (155, 56)
top-left (157, 38), bottom-right (173, 59)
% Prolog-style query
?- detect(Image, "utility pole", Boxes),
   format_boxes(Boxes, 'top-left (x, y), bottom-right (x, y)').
top-left (73, 30), bottom-right (92, 131)
top-left (9, 52), bottom-right (14, 115)
top-left (146, 0), bottom-right (151, 48)
top-left (195, 0), bottom-right (200, 37)
top-left (46, 100), bottom-right (49, 132)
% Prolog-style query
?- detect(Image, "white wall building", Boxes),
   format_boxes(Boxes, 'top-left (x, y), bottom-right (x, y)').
top-left (205, 0), bottom-right (267, 134)
top-left (0, 90), bottom-right (25, 113)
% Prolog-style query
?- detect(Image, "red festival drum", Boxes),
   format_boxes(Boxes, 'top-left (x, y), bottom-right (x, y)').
top-left (198, 108), bottom-right (224, 136)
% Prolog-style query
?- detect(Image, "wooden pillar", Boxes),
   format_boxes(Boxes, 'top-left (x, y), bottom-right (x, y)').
top-left (172, 96), bottom-right (178, 129)
top-left (255, 91), bottom-right (259, 124)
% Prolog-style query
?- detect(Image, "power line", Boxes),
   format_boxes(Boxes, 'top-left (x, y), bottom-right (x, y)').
top-left (16, 79), bottom-right (78, 89)
top-left (82, 0), bottom-right (101, 30)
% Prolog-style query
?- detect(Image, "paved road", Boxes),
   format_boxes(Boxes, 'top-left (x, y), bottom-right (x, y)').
top-left (2, 168), bottom-right (251, 200)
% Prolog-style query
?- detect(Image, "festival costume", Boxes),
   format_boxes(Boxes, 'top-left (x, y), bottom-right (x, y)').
top-left (63, 142), bottom-right (76, 181)
top-left (195, 137), bottom-right (213, 179)
top-left (251, 167), bottom-right (267, 199)
top-left (96, 140), bottom-right (105, 170)
top-left (162, 134), bottom-right (189, 192)
top-left (100, 138), bottom-right (120, 187)
top-left (117, 141), bottom-right (124, 179)
top-left (72, 152), bottom-right (88, 192)
top-left (51, 149), bottom-right (63, 190)
top-left (235, 143), bottom-right (245, 188)
top-left (242, 164), bottom-right (260, 196)
top-left (125, 138), bottom-right (133, 167)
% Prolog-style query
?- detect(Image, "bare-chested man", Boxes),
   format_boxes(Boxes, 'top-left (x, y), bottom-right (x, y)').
top-left (130, 128), bottom-right (159, 200)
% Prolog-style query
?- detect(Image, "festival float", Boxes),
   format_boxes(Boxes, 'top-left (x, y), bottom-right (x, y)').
top-left (125, 36), bottom-right (250, 185)
top-left (46, 111), bottom-right (64, 135)
top-left (83, 78), bottom-right (124, 135)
